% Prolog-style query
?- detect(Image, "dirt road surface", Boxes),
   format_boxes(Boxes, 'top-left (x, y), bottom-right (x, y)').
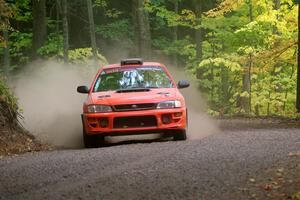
top-left (0, 127), bottom-right (300, 200)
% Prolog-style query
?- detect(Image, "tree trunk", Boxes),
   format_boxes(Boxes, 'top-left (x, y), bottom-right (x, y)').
top-left (297, 2), bottom-right (300, 112)
top-left (274, 0), bottom-right (280, 10)
top-left (56, 0), bottom-right (61, 34)
top-left (172, 0), bottom-right (179, 67)
top-left (2, 29), bottom-right (10, 76)
top-left (267, 0), bottom-right (281, 114)
top-left (32, 0), bottom-right (47, 59)
top-left (210, 32), bottom-right (216, 103)
top-left (194, 0), bottom-right (203, 61)
top-left (221, 65), bottom-right (230, 113)
top-left (241, 0), bottom-right (253, 114)
top-left (284, 65), bottom-right (295, 111)
top-left (87, 0), bottom-right (98, 63)
top-left (62, 0), bottom-right (69, 63)
top-left (132, 0), bottom-right (152, 59)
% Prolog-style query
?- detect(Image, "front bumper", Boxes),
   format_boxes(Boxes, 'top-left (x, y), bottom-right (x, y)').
top-left (82, 108), bottom-right (186, 136)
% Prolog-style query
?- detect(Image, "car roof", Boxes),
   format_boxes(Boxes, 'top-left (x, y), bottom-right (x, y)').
top-left (102, 62), bottom-right (165, 69)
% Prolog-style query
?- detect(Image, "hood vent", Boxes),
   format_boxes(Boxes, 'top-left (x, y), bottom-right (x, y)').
top-left (116, 88), bottom-right (150, 93)
top-left (98, 95), bottom-right (111, 99)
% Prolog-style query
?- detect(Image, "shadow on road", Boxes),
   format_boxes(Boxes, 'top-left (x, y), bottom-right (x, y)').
top-left (60, 134), bottom-right (174, 150)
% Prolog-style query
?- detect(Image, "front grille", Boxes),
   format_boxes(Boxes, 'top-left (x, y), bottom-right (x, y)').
top-left (113, 103), bottom-right (156, 112)
top-left (113, 116), bottom-right (157, 129)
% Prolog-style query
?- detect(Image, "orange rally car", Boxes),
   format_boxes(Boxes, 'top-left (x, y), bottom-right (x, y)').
top-left (77, 58), bottom-right (190, 148)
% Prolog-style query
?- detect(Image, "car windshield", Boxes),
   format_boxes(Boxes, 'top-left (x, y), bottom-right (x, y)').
top-left (93, 66), bottom-right (174, 92)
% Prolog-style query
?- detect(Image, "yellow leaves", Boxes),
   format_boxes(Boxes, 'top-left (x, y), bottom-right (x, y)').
top-left (292, 192), bottom-right (300, 200)
top-left (240, 91), bottom-right (250, 98)
top-left (105, 9), bottom-right (122, 19)
top-left (180, 9), bottom-right (196, 26)
top-left (257, 40), bottom-right (297, 62)
top-left (199, 57), bottom-right (242, 72)
top-left (0, 0), bottom-right (15, 43)
top-left (205, 0), bottom-right (243, 18)
top-left (0, 0), bottom-right (14, 19)
top-left (288, 152), bottom-right (300, 157)
top-left (144, 2), bottom-right (196, 28)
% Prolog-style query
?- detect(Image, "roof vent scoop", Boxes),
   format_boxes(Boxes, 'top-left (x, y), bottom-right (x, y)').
top-left (121, 58), bottom-right (143, 66)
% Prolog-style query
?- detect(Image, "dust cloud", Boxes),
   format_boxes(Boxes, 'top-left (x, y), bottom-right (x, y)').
top-left (11, 59), bottom-right (218, 148)
top-left (12, 60), bottom-right (98, 148)
top-left (167, 64), bottom-right (219, 140)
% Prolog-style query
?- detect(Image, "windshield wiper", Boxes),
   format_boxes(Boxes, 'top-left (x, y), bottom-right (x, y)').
top-left (145, 86), bottom-right (159, 88)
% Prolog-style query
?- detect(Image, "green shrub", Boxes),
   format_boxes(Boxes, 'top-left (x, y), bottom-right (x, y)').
top-left (0, 76), bottom-right (20, 124)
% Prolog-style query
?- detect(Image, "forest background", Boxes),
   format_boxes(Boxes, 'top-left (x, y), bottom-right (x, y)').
top-left (0, 0), bottom-right (299, 117)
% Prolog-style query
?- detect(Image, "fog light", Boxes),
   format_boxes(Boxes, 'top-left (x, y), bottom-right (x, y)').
top-left (174, 112), bottom-right (182, 117)
top-left (99, 118), bottom-right (108, 128)
top-left (162, 114), bottom-right (172, 124)
top-left (87, 117), bottom-right (97, 122)
top-left (90, 123), bottom-right (97, 128)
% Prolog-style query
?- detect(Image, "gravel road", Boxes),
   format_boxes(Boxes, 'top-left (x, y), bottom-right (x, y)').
top-left (0, 128), bottom-right (300, 200)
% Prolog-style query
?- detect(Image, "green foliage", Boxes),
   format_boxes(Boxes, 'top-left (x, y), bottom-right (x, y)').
top-left (145, 1), bottom-right (196, 28)
top-left (38, 34), bottom-right (63, 57)
top-left (153, 36), bottom-right (195, 60)
top-left (1, 0), bottom-right (299, 117)
top-left (0, 76), bottom-right (19, 122)
top-left (9, 31), bottom-right (32, 66)
top-left (13, 0), bottom-right (32, 22)
top-left (95, 19), bottom-right (132, 40)
top-left (68, 48), bottom-right (108, 66)
top-left (94, 0), bottom-right (108, 8)
top-left (181, 0), bottom-right (298, 116)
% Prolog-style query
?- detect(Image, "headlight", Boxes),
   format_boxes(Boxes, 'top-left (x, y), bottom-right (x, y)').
top-left (157, 100), bottom-right (182, 109)
top-left (87, 105), bottom-right (112, 113)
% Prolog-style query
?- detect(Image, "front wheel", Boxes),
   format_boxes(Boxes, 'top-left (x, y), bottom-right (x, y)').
top-left (82, 115), bottom-right (105, 148)
top-left (173, 129), bottom-right (187, 141)
top-left (83, 131), bottom-right (99, 148)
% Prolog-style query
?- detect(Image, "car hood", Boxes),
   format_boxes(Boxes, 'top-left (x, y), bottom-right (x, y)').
top-left (90, 88), bottom-right (180, 105)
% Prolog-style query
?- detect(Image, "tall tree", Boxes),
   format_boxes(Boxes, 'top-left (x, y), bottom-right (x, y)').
top-left (297, 1), bottom-right (300, 112)
top-left (0, 0), bottom-right (14, 77)
top-left (87, 0), bottom-right (98, 63)
top-left (132, 0), bottom-right (152, 59)
top-left (61, 0), bottom-right (69, 63)
top-left (194, 0), bottom-right (203, 61)
top-left (32, 0), bottom-right (47, 59)
top-left (266, 0), bottom-right (281, 114)
top-left (2, 29), bottom-right (9, 76)
top-left (172, 0), bottom-right (179, 67)
top-left (241, 0), bottom-right (253, 114)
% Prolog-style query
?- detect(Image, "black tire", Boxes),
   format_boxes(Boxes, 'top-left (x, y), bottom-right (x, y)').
top-left (173, 129), bottom-right (187, 141)
top-left (81, 115), bottom-right (105, 148)
top-left (83, 131), bottom-right (99, 148)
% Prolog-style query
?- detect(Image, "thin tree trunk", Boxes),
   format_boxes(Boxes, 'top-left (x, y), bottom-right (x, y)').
top-left (210, 32), bottom-right (216, 103)
top-left (132, 0), bottom-right (152, 59)
top-left (172, 0), bottom-right (179, 67)
top-left (194, 0), bottom-right (203, 61)
top-left (87, 0), bottom-right (98, 63)
top-left (32, 0), bottom-right (47, 59)
top-left (283, 65), bottom-right (295, 111)
top-left (241, 0), bottom-right (253, 114)
top-left (297, 3), bottom-right (300, 112)
top-left (56, 0), bottom-right (61, 34)
top-left (267, 0), bottom-right (281, 114)
top-left (62, 0), bottom-right (69, 63)
top-left (274, 0), bottom-right (280, 11)
top-left (132, 0), bottom-right (139, 57)
top-left (3, 29), bottom-right (10, 77)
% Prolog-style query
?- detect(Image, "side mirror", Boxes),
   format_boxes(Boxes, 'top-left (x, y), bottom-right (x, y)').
top-left (177, 80), bottom-right (190, 89)
top-left (77, 86), bottom-right (90, 94)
